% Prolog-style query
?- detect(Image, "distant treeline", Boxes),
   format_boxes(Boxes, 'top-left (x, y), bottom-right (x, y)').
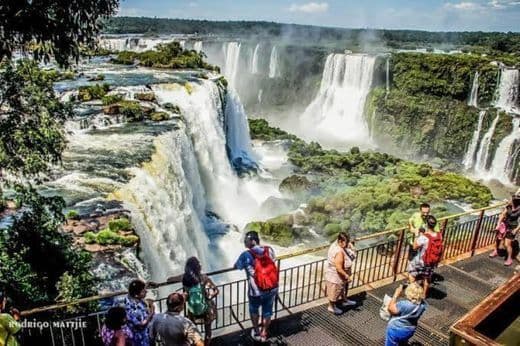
top-left (103, 17), bottom-right (520, 53)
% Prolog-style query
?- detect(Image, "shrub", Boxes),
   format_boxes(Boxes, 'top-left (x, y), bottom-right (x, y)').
top-left (77, 83), bottom-right (110, 102)
top-left (65, 210), bottom-right (79, 220)
top-left (119, 100), bottom-right (144, 122)
top-left (108, 218), bottom-right (132, 232)
top-left (102, 94), bottom-right (124, 106)
top-left (150, 112), bottom-right (170, 121)
top-left (83, 232), bottom-right (97, 244)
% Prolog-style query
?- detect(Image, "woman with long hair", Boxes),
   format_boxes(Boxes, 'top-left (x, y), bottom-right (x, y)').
top-left (182, 257), bottom-right (219, 345)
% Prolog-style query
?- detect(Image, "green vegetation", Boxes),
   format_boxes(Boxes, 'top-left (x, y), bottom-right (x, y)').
top-left (150, 112), bottom-right (170, 122)
top-left (134, 92), bottom-right (156, 102)
top-left (65, 210), bottom-right (79, 220)
top-left (249, 119), bottom-right (300, 141)
top-left (78, 83), bottom-right (110, 102)
top-left (112, 42), bottom-right (218, 71)
top-left (102, 94), bottom-right (124, 106)
top-left (119, 100), bottom-right (146, 122)
top-left (390, 53), bottom-right (499, 105)
top-left (246, 120), bottom-right (492, 246)
top-left (84, 230), bottom-right (139, 247)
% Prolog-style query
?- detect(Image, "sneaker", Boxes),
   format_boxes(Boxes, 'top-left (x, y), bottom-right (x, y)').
top-left (504, 258), bottom-right (513, 266)
top-left (250, 328), bottom-right (261, 341)
top-left (489, 250), bottom-right (498, 258)
top-left (328, 305), bottom-right (343, 315)
top-left (340, 299), bottom-right (357, 307)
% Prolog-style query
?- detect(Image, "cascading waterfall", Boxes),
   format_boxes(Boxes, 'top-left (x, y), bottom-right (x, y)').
top-left (193, 41), bottom-right (203, 53)
top-left (223, 42), bottom-right (241, 86)
top-left (179, 40), bottom-right (186, 49)
top-left (269, 46), bottom-right (279, 78)
top-left (463, 110), bottom-right (486, 170)
top-left (385, 57), bottom-right (390, 96)
top-left (114, 129), bottom-right (211, 280)
top-left (495, 67), bottom-right (519, 113)
top-left (468, 71), bottom-right (479, 107)
top-left (489, 117), bottom-right (520, 185)
top-left (251, 44), bottom-right (260, 74)
top-left (151, 81), bottom-right (272, 230)
top-left (475, 112), bottom-right (500, 174)
top-left (224, 88), bottom-right (258, 171)
top-left (300, 53), bottom-right (376, 145)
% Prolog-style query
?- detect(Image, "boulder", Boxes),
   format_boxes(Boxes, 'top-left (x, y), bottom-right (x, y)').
top-left (279, 175), bottom-right (315, 194)
top-left (134, 92), bottom-right (156, 102)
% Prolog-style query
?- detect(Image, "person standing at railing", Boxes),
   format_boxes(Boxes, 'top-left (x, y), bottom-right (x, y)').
top-left (385, 283), bottom-right (427, 346)
top-left (101, 306), bottom-right (133, 346)
top-left (325, 232), bottom-right (357, 315)
top-left (234, 231), bottom-right (278, 343)
top-left (124, 280), bottom-right (155, 346)
top-left (0, 291), bottom-right (21, 346)
top-left (182, 257), bottom-right (219, 345)
top-left (490, 195), bottom-right (520, 266)
top-left (148, 292), bottom-right (204, 346)
top-left (407, 203), bottom-right (440, 260)
top-left (407, 216), bottom-right (443, 297)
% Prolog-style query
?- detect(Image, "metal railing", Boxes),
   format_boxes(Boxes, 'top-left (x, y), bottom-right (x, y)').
top-left (18, 203), bottom-right (505, 345)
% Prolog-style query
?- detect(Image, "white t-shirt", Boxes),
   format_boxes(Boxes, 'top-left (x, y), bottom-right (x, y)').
top-left (412, 234), bottom-right (429, 266)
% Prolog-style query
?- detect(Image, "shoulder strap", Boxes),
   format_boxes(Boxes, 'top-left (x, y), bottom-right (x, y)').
top-left (248, 249), bottom-right (258, 259)
top-left (392, 302), bottom-right (422, 322)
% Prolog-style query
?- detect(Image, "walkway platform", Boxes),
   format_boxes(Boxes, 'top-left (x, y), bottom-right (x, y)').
top-left (212, 252), bottom-right (516, 345)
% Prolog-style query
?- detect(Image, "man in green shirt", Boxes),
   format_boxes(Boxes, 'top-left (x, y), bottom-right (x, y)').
top-left (0, 292), bottom-right (21, 346)
top-left (408, 203), bottom-right (440, 259)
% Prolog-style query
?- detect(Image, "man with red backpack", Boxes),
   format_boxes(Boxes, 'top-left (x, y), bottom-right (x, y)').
top-left (407, 215), bottom-right (443, 297)
top-left (234, 231), bottom-right (278, 343)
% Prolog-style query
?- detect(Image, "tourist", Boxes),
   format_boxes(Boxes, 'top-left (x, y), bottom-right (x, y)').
top-left (124, 279), bottom-right (154, 346)
top-left (234, 231), bottom-right (278, 342)
top-left (490, 194), bottom-right (520, 266)
top-left (408, 203), bottom-right (439, 259)
top-left (101, 306), bottom-right (133, 346)
top-left (148, 292), bottom-right (204, 346)
top-left (407, 216), bottom-right (443, 296)
top-left (0, 291), bottom-right (21, 346)
top-left (325, 232), bottom-right (357, 315)
top-left (385, 283), bottom-right (427, 346)
top-left (182, 256), bottom-right (219, 345)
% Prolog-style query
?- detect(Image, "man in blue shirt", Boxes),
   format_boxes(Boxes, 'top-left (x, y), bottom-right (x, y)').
top-left (234, 231), bottom-right (278, 342)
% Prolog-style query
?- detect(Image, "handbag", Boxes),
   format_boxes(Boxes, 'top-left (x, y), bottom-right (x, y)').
top-left (379, 294), bottom-right (392, 321)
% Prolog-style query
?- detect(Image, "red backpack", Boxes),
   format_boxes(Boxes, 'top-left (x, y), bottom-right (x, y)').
top-left (249, 247), bottom-right (279, 291)
top-left (422, 233), bottom-right (443, 267)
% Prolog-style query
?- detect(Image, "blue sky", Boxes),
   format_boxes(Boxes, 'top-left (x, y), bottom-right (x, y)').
top-left (117, 0), bottom-right (520, 32)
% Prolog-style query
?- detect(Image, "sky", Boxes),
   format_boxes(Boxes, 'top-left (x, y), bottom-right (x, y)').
top-left (117, 0), bottom-right (520, 32)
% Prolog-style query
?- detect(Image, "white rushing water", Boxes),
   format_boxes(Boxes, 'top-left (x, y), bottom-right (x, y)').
top-left (495, 67), bottom-right (519, 114)
top-left (114, 129), bottom-right (210, 279)
top-left (489, 117), bottom-right (520, 185)
top-left (193, 41), bottom-right (203, 53)
top-left (251, 44), bottom-right (260, 74)
top-left (475, 112), bottom-right (500, 174)
top-left (299, 53), bottom-right (376, 146)
top-left (269, 46), bottom-right (279, 78)
top-left (468, 71), bottom-right (479, 107)
top-left (223, 42), bottom-right (241, 86)
top-left (385, 57), bottom-right (390, 95)
top-left (463, 110), bottom-right (486, 170)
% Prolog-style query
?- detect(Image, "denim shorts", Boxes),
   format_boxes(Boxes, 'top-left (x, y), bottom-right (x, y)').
top-left (249, 289), bottom-right (277, 318)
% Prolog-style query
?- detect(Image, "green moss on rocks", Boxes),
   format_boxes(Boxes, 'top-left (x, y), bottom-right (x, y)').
top-left (78, 83), bottom-right (110, 102)
top-left (134, 92), bottom-right (156, 102)
top-left (150, 112), bottom-right (170, 122)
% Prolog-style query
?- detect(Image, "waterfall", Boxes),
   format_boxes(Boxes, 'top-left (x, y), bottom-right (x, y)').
top-left (385, 57), bottom-right (390, 95)
top-left (151, 81), bottom-right (264, 228)
top-left (468, 71), bottom-right (479, 107)
top-left (300, 53), bottom-right (376, 145)
top-left (495, 67), bottom-right (519, 113)
top-left (193, 41), bottom-right (203, 53)
top-left (463, 110), bottom-right (486, 170)
top-left (475, 112), bottom-right (500, 174)
top-left (269, 46), bottom-right (279, 78)
top-left (251, 44), bottom-right (260, 74)
top-left (179, 40), bottom-right (186, 49)
top-left (223, 42), bottom-right (241, 86)
top-left (489, 117), bottom-right (520, 185)
top-left (224, 88), bottom-right (258, 172)
top-left (114, 129), bottom-right (211, 280)
top-left (258, 89), bottom-right (263, 104)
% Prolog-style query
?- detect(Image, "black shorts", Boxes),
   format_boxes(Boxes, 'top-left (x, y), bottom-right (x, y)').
top-left (505, 231), bottom-right (516, 240)
top-left (408, 247), bottom-right (418, 260)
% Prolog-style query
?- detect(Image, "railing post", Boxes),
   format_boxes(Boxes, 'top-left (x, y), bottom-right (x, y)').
top-left (274, 259), bottom-right (281, 320)
top-left (470, 210), bottom-right (485, 257)
top-left (392, 229), bottom-right (405, 281)
top-left (441, 219), bottom-right (449, 235)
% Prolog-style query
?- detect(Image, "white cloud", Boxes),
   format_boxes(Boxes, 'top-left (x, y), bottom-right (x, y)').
top-left (444, 2), bottom-right (483, 10)
top-left (489, 0), bottom-right (520, 8)
top-left (288, 2), bottom-right (329, 14)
